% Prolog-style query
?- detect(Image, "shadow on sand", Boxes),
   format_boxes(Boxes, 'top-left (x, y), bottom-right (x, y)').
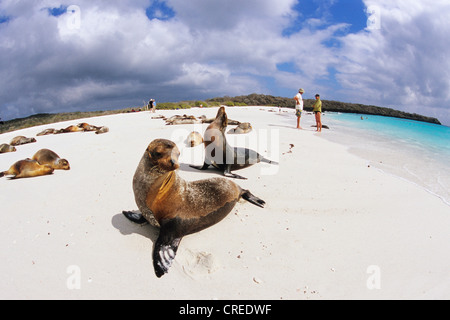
top-left (111, 211), bottom-right (159, 244)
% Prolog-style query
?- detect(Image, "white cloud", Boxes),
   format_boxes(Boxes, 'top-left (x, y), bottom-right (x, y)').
top-left (0, 0), bottom-right (449, 125)
top-left (335, 0), bottom-right (450, 123)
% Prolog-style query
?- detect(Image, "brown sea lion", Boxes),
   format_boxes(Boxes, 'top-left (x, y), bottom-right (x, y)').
top-left (0, 144), bottom-right (16, 153)
top-left (78, 123), bottom-right (97, 131)
top-left (122, 139), bottom-right (265, 277)
top-left (191, 107), bottom-right (278, 180)
top-left (32, 149), bottom-right (70, 170)
top-left (55, 125), bottom-right (84, 134)
top-left (165, 115), bottom-right (202, 125)
top-left (186, 131), bottom-right (203, 147)
top-left (201, 116), bottom-right (240, 125)
top-left (227, 122), bottom-right (252, 134)
top-left (36, 128), bottom-right (57, 136)
top-left (10, 136), bottom-right (37, 146)
top-left (0, 159), bottom-right (54, 179)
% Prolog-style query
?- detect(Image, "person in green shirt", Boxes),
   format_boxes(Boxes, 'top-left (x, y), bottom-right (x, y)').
top-left (312, 94), bottom-right (322, 132)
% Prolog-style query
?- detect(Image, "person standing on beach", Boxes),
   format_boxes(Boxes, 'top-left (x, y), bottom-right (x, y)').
top-left (148, 99), bottom-right (156, 113)
top-left (313, 94), bottom-right (322, 132)
top-left (294, 88), bottom-right (304, 129)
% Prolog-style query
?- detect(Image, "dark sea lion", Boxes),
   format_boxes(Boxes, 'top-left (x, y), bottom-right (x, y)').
top-left (191, 107), bottom-right (278, 180)
top-left (123, 139), bottom-right (265, 277)
top-left (0, 159), bottom-right (54, 179)
top-left (10, 136), bottom-right (37, 146)
top-left (186, 131), bottom-right (203, 147)
top-left (227, 122), bottom-right (252, 134)
top-left (32, 149), bottom-right (70, 170)
top-left (0, 143), bottom-right (16, 153)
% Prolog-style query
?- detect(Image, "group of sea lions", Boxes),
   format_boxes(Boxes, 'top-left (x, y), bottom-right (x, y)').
top-left (1, 122), bottom-right (108, 155)
top-left (154, 113), bottom-right (241, 127)
top-left (0, 148), bottom-right (70, 179)
top-left (0, 136), bottom-right (37, 154)
top-left (123, 107), bottom-right (278, 277)
top-left (37, 122), bottom-right (109, 136)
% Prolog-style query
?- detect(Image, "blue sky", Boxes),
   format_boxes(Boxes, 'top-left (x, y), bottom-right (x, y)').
top-left (0, 0), bottom-right (449, 125)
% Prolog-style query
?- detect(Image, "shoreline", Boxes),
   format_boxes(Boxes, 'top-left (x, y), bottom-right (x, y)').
top-left (1, 106), bottom-right (449, 299)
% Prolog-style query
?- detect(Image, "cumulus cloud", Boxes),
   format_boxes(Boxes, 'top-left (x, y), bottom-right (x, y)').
top-left (0, 0), bottom-right (449, 125)
top-left (335, 0), bottom-right (450, 123)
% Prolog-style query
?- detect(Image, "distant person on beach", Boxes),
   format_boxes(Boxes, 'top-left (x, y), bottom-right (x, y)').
top-left (313, 94), bottom-right (322, 132)
top-left (148, 99), bottom-right (156, 113)
top-left (294, 88), bottom-right (304, 129)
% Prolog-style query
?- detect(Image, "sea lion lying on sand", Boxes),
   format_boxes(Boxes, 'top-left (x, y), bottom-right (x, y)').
top-left (0, 159), bottom-right (54, 179)
top-left (32, 149), bottom-right (70, 170)
top-left (10, 136), bottom-right (37, 146)
top-left (0, 144), bottom-right (16, 154)
top-left (227, 122), bottom-right (252, 134)
top-left (191, 107), bottom-right (278, 180)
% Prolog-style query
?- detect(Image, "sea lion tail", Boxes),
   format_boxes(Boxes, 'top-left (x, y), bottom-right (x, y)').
top-left (153, 234), bottom-right (182, 278)
top-left (260, 157), bottom-right (279, 165)
top-left (241, 190), bottom-right (265, 208)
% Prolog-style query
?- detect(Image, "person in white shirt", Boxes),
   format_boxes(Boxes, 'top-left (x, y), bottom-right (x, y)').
top-left (294, 88), bottom-right (304, 129)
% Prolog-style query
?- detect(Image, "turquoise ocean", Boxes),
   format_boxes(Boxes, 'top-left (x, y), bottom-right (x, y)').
top-left (322, 113), bottom-right (450, 207)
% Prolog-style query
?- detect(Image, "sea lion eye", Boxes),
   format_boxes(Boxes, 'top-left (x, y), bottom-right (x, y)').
top-left (151, 151), bottom-right (161, 158)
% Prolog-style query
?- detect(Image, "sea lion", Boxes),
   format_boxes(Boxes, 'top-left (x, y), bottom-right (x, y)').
top-left (201, 116), bottom-right (240, 125)
top-left (165, 115), bottom-right (202, 125)
top-left (32, 149), bottom-right (70, 170)
top-left (227, 122), bottom-right (252, 134)
top-left (10, 136), bottom-right (37, 146)
top-left (95, 126), bottom-right (109, 134)
top-left (55, 125), bottom-right (84, 134)
top-left (0, 144), bottom-right (16, 153)
top-left (78, 123), bottom-right (97, 131)
top-left (186, 131), bottom-right (203, 147)
top-left (123, 139), bottom-right (265, 277)
top-left (191, 107), bottom-right (278, 180)
top-left (36, 128), bottom-right (57, 136)
top-left (0, 159), bottom-right (54, 179)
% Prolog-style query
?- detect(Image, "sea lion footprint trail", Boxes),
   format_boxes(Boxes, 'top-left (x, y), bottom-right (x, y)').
top-left (123, 138), bottom-right (265, 277)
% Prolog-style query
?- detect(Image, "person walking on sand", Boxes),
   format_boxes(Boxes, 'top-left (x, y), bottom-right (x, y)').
top-left (294, 88), bottom-right (304, 129)
top-left (313, 94), bottom-right (322, 132)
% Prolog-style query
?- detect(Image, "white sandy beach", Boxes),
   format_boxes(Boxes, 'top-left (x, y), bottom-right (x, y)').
top-left (0, 106), bottom-right (449, 300)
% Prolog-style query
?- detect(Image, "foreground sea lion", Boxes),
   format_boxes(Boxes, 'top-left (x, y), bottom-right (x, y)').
top-left (0, 159), bottom-right (54, 179)
top-left (0, 144), bottom-right (16, 153)
top-left (123, 139), bottom-right (265, 277)
top-left (10, 136), bottom-right (37, 146)
top-left (191, 107), bottom-right (278, 180)
top-left (32, 149), bottom-right (70, 170)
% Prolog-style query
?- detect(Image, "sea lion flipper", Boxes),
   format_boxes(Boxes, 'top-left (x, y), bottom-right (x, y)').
top-left (224, 166), bottom-right (247, 180)
top-left (122, 211), bottom-right (148, 224)
top-left (189, 163), bottom-right (210, 171)
top-left (241, 190), bottom-right (266, 208)
top-left (153, 233), bottom-right (182, 278)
